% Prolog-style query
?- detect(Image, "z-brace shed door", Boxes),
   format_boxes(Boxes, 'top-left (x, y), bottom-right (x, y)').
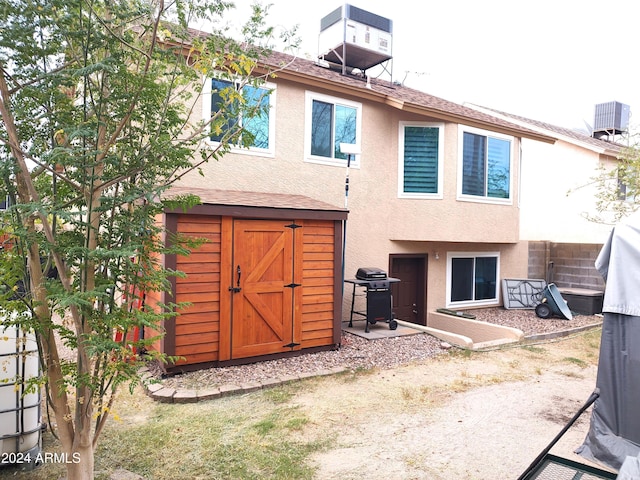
top-left (230, 219), bottom-right (302, 359)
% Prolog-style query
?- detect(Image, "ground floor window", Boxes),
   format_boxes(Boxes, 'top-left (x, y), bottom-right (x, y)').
top-left (447, 252), bottom-right (499, 307)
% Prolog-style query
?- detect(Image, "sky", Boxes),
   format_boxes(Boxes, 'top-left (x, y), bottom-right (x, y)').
top-left (221, 0), bottom-right (640, 134)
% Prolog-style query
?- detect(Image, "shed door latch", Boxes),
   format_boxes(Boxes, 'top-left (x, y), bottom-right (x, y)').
top-left (229, 265), bottom-right (242, 293)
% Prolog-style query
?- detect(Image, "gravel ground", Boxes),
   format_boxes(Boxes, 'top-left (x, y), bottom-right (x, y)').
top-left (471, 307), bottom-right (602, 336)
top-left (158, 308), bottom-right (603, 391)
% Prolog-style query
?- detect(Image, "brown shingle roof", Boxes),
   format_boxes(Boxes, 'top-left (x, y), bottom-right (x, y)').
top-left (468, 105), bottom-right (624, 155)
top-left (166, 187), bottom-right (347, 213)
top-left (262, 50), bottom-right (556, 144)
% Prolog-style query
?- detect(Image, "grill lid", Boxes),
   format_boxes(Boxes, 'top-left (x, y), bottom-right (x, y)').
top-left (356, 267), bottom-right (387, 280)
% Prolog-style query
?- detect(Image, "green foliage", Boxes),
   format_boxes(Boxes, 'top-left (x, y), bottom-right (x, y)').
top-left (0, 0), bottom-right (298, 470)
top-left (585, 137), bottom-right (640, 223)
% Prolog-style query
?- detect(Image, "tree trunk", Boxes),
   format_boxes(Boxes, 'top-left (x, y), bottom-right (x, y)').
top-left (64, 443), bottom-right (94, 480)
top-left (1, 65), bottom-right (93, 479)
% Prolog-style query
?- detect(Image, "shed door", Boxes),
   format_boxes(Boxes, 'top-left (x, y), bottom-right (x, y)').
top-left (230, 219), bottom-right (297, 359)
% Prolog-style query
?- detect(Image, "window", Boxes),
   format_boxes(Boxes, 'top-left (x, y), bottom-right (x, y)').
top-left (305, 92), bottom-right (361, 166)
top-left (398, 122), bottom-right (443, 198)
top-left (447, 252), bottom-right (499, 307)
top-left (459, 126), bottom-right (513, 202)
top-left (203, 77), bottom-right (275, 155)
top-left (617, 165), bottom-right (637, 203)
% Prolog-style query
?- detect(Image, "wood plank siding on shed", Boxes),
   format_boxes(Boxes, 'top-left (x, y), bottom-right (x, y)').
top-left (301, 220), bottom-right (337, 347)
top-left (173, 215), bottom-right (222, 365)
top-left (166, 215), bottom-right (341, 367)
top-left (152, 188), bottom-right (347, 370)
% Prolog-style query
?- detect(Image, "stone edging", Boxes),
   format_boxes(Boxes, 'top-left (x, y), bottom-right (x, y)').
top-left (141, 321), bottom-right (604, 404)
top-left (522, 321), bottom-right (603, 342)
top-left (140, 366), bottom-right (349, 404)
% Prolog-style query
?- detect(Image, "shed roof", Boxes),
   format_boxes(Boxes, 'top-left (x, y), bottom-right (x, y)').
top-left (165, 187), bottom-right (348, 220)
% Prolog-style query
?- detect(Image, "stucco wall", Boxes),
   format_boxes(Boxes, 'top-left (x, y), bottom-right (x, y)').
top-left (520, 138), bottom-right (615, 244)
top-left (184, 76), bottom-right (529, 318)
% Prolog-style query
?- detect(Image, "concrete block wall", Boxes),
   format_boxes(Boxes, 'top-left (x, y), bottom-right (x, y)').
top-left (528, 241), bottom-right (605, 291)
top-left (527, 241), bottom-right (550, 282)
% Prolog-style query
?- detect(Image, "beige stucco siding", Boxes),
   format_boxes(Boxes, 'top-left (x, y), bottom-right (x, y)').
top-left (519, 138), bottom-right (615, 244)
top-left (183, 76), bottom-right (529, 315)
top-left (348, 112), bottom-right (522, 245)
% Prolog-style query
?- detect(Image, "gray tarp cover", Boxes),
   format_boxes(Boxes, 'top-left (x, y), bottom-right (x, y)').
top-left (576, 213), bottom-right (640, 471)
top-left (618, 454), bottom-right (640, 480)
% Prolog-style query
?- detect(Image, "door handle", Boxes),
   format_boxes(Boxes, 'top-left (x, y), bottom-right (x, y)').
top-left (229, 265), bottom-right (242, 293)
top-left (412, 303), bottom-right (418, 315)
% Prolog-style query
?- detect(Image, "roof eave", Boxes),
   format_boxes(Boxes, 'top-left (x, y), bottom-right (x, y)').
top-left (269, 66), bottom-right (556, 145)
top-left (395, 102), bottom-right (556, 144)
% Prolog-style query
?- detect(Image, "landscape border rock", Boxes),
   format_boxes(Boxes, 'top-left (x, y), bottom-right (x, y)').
top-left (144, 308), bottom-right (603, 403)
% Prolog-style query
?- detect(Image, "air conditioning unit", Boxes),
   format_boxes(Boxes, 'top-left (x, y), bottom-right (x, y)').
top-left (593, 101), bottom-right (630, 138)
top-left (318, 4), bottom-right (393, 71)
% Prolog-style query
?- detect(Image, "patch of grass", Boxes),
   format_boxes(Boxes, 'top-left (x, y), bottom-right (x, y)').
top-left (449, 378), bottom-right (473, 392)
top-left (263, 385), bottom-right (297, 404)
top-left (399, 385), bottom-right (443, 407)
top-left (448, 348), bottom-right (475, 359)
top-left (401, 387), bottom-right (413, 401)
top-left (351, 365), bottom-right (374, 375)
top-left (522, 345), bottom-right (547, 355)
top-left (253, 407), bottom-right (309, 435)
top-left (484, 374), bottom-right (506, 384)
top-left (334, 365), bottom-right (374, 382)
top-left (91, 398), bottom-right (330, 480)
top-left (285, 416), bottom-right (308, 431)
top-left (253, 417), bottom-right (278, 435)
top-left (14, 389), bottom-right (332, 480)
top-left (563, 357), bottom-right (588, 368)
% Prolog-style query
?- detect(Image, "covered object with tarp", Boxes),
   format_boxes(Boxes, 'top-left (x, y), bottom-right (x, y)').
top-left (576, 212), bottom-right (640, 471)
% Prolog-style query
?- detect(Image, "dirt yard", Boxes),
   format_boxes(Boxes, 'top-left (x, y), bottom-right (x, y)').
top-left (295, 329), bottom-right (612, 479)
top-left (11, 319), bottom-right (608, 480)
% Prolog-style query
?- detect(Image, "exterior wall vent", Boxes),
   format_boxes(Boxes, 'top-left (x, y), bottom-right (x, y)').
top-left (318, 4), bottom-right (393, 74)
top-left (592, 101), bottom-right (630, 139)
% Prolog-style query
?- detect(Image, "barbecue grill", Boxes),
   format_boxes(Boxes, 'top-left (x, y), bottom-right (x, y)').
top-left (355, 267), bottom-right (388, 280)
top-left (345, 268), bottom-right (399, 333)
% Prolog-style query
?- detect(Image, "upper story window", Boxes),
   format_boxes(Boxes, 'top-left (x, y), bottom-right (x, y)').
top-left (305, 91), bottom-right (361, 167)
top-left (446, 252), bottom-right (500, 307)
top-left (398, 122), bottom-right (444, 198)
top-left (203, 77), bottom-right (275, 156)
top-left (617, 166), bottom-right (637, 203)
top-left (458, 126), bottom-right (513, 203)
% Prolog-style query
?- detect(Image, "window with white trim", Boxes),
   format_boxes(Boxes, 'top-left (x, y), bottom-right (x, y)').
top-left (447, 252), bottom-right (500, 307)
top-left (202, 77), bottom-right (275, 155)
top-left (305, 91), bottom-right (361, 166)
top-left (617, 166), bottom-right (638, 203)
top-left (398, 122), bottom-right (443, 198)
top-left (458, 126), bottom-right (513, 202)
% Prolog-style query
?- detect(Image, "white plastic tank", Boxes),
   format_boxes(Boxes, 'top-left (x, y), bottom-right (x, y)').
top-left (0, 312), bottom-right (42, 463)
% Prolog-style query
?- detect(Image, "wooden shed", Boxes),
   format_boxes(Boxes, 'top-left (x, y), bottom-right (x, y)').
top-left (146, 188), bottom-right (348, 372)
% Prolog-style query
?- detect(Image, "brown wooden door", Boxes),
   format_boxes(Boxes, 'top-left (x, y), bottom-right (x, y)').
top-left (230, 219), bottom-right (296, 359)
top-left (390, 255), bottom-right (427, 325)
